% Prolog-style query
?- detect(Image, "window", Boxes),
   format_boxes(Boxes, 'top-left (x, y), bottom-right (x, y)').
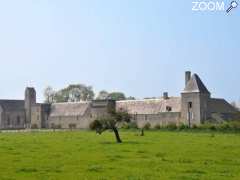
top-left (7, 116), bottom-right (10, 125)
top-left (144, 115), bottom-right (148, 121)
top-left (17, 116), bottom-right (21, 125)
top-left (166, 106), bottom-right (172, 112)
top-left (188, 102), bottom-right (193, 109)
top-left (133, 113), bottom-right (137, 120)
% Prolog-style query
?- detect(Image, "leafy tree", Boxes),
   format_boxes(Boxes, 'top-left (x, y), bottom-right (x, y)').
top-left (43, 86), bottom-right (55, 104)
top-left (96, 90), bottom-right (109, 100)
top-left (126, 96), bottom-right (136, 100)
top-left (90, 110), bottom-right (131, 143)
top-left (108, 92), bottom-right (126, 101)
top-left (51, 84), bottom-right (95, 103)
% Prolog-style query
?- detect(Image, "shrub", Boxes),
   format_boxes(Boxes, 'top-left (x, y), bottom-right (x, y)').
top-left (166, 123), bottom-right (177, 130)
top-left (154, 124), bottom-right (161, 130)
top-left (129, 122), bottom-right (138, 129)
top-left (121, 123), bottom-right (130, 129)
top-left (198, 123), bottom-right (211, 130)
top-left (55, 124), bottom-right (62, 129)
top-left (31, 124), bottom-right (38, 129)
top-left (69, 124), bottom-right (76, 130)
top-left (217, 122), bottom-right (230, 131)
top-left (143, 123), bottom-right (151, 130)
top-left (121, 122), bottom-right (138, 129)
top-left (192, 124), bottom-right (198, 129)
top-left (229, 121), bottom-right (240, 130)
top-left (209, 125), bottom-right (216, 131)
top-left (178, 123), bottom-right (188, 130)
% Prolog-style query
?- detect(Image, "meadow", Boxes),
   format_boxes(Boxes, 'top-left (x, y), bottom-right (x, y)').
top-left (0, 130), bottom-right (240, 180)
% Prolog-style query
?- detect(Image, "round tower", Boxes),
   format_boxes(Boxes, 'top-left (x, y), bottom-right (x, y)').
top-left (25, 87), bottom-right (36, 128)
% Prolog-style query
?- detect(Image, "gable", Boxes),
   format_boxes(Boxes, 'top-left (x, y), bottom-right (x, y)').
top-left (183, 74), bottom-right (210, 94)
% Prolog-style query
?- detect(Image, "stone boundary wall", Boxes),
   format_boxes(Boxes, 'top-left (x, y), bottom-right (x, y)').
top-left (133, 112), bottom-right (181, 128)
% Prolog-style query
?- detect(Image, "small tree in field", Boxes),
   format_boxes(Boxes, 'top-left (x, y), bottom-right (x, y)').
top-left (90, 111), bottom-right (131, 143)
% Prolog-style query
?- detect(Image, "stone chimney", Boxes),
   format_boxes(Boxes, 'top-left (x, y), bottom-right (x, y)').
top-left (163, 92), bottom-right (168, 100)
top-left (185, 71), bottom-right (191, 87)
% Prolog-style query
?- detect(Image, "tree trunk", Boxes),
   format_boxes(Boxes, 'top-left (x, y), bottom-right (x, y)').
top-left (140, 129), bottom-right (144, 136)
top-left (112, 127), bottom-right (122, 143)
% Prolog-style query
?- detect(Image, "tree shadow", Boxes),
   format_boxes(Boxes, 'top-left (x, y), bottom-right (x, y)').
top-left (100, 141), bottom-right (146, 145)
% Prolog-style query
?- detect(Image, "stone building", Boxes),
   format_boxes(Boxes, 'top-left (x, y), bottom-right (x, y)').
top-left (0, 71), bottom-right (238, 129)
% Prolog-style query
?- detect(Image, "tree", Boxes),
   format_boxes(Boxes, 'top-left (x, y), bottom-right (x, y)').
top-left (90, 110), bottom-right (131, 143)
top-left (126, 96), bottom-right (136, 100)
top-left (108, 92), bottom-right (126, 101)
top-left (43, 86), bottom-right (55, 103)
top-left (96, 90), bottom-right (109, 100)
top-left (231, 101), bottom-right (238, 110)
top-left (49, 84), bottom-right (95, 103)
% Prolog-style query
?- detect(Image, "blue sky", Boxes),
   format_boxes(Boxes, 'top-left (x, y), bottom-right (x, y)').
top-left (0, 0), bottom-right (239, 102)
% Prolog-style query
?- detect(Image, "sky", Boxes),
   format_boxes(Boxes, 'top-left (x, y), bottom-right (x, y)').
top-left (0, 0), bottom-right (239, 103)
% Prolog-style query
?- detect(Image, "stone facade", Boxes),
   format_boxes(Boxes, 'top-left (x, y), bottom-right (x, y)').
top-left (0, 71), bottom-right (238, 130)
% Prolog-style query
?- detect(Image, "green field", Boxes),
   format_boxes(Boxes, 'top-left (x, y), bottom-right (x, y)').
top-left (0, 130), bottom-right (240, 180)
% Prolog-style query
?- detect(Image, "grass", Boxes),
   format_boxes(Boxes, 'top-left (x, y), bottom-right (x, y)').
top-left (0, 130), bottom-right (240, 180)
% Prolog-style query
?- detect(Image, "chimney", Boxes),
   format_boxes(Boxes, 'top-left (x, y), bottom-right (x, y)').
top-left (163, 92), bottom-right (168, 100)
top-left (185, 71), bottom-right (191, 87)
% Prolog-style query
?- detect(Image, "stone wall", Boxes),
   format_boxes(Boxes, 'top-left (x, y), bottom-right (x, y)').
top-left (31, 105), bottom-right (42, 129)
top-left (1, 110), bottom-right (25, 129)
top-left (132, 112), bottom-right (181, 128)
top-left (47, 108), bottom-right (94, 129)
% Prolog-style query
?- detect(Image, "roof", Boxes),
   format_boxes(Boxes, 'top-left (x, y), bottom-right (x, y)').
top-left (183, 74), bottom-right (210, 94)
top-left (116, 97), bottom-right (181, 114)
top-left (209, 98), bottom-right (238, 113)
top-left (49, 102), bottom-right (90, 117)
top-left (0, 100), bottom-right (25, 111)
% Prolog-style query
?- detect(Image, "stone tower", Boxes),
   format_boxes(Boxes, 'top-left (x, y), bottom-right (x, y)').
top-left (181, 72), bottom-right (210, 126)
top-left (25, 87), bottom-right (36, 128)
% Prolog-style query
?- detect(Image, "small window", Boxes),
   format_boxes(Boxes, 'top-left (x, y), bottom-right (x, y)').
top-left (7, 116), bottom-right (10, 125)
top-left (188, 102), bottom-right (193, 109)
top-left (17, 116), bottom-right (21, 125)
top-left (144, 115), bottom-right (148, 121)
top-left (133, 113), bottom-right (137, 120)
top-left (166, 106), bottom-right (172, 112)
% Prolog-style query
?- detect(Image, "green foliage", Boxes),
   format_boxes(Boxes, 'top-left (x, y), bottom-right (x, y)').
top-left (69, 124), bottom-right (77, 130)
top-left (96, 90), bottom-right (109, 100)
top-left (89, 116), bottom-right (115, 134)
top-left (166, 123), bottom-right (177, 130)
top-left (44, 84), bottom-right (95, 103)
top-left (143, 123), bottom-right (151, 130)
top-left (43, 86), bottom-right (55, 104)
top-left (31, 124), bottom-right (38, 129)
top-left (178, 123), bottom-right (189, 130)
top-left (154, 124), bottom-right (161, 130)
top-left (0, 131), bottom-right (240, 179)
top-left (121, 122), bottom-right (138, 129)
top-left (108, 92), bottom-right (126, 101)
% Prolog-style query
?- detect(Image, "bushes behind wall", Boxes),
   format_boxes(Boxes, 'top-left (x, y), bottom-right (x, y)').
top-left (120, 120), bottom-right (240, 132)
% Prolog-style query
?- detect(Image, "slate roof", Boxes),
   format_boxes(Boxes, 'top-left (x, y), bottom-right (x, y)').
top-left (0, 100), bottom-right (25, 111)
top-left (183, 74), bottom-right (210, 94)
top-left (116, 97), bottom-right (181, 114)
top-left (209, 98), bottom-right (238, 113)
top-left (50, 102), bottom-right (90, 117)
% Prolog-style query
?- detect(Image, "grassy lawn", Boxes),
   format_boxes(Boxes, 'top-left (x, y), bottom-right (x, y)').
top-left (0, 130), bottom-right (240, 180)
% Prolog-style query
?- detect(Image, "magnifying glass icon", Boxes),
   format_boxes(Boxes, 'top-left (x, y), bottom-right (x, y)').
top-left (226, 1), bottom-right (238, 13)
